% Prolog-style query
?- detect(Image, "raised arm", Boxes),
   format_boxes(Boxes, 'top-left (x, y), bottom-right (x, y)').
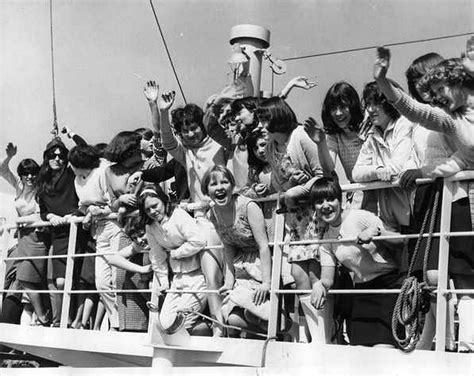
top-left (303, 117), bottom-right (336, 174)
top-left (62, 126), bottom-right (88, 146)
top-left (373, 47), bottom-right (456, 134)
top-left (0, 143), bottom-right (20, 190)
top-left (279, 76), bottom-right (317, 99)
top-left (143, 81), bottom-right (161, 136)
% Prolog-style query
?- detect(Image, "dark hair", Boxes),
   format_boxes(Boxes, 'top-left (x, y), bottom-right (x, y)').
top-left (362, 81), bottom-right (400, 121)
top-left (201, 165), bottom-right (236, 196)
top-left (137, 184), bottom-right (172, 225)
top-left (416, 58), bottom-right (474, 103)
top-left (104, 131), bottom-right (141, 163)
top-left (230, 97), bottom-right (260, 116)
top-left (310, 176), bottom-right (342, 204)
top-left (135, 127), bottom-right (154, 141)
top-left (17, 158), bottom-right (40, 177)
top-left (171, 103), bottom-right (206, 135)
top-left (36, 138), bottom-right (70, 198)
top-left (321, 81), bottom-right (363, 134)
top-left (68, 145), bottom-right (101, 170)
top-left (94, 143), bottom-right (108, 158)
top-left (405, 53), bottom-right (444, 103)
top-left (245, 128), bottom-right (268, 172)
top-left (259, 97), bottom-right (298, 134)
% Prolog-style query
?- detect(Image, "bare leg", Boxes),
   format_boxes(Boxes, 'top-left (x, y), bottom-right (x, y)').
top-left (93, 299), bottom-right (106, 330)
top-left (81, 294), bottom-right (98, 329)
top-left (21, 281), bottom-right (48, 324)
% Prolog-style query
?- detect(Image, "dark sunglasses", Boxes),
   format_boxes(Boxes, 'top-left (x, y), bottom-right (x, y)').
top-left (47, 150), bottom-right (67, 160)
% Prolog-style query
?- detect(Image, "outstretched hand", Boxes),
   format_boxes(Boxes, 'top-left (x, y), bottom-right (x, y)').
top-left (303, 117), bottom-right (326, 144)
top-left (158, 90), bottom-right (176, 112)
top-left (374, 46), bottom-right (391, 80)
top-left (143, 81), bottom-right (160, 103)
top-left (462, 36), bottom-right (474, 77)
top-left (5, 143), bottom-right (17, 158)
top-left (289, 76), bottom-right (317, 90)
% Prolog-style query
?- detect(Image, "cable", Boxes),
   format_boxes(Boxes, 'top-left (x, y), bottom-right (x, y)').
top-left (282, 32), bottom-right (473, 62)
top-left (49, 0), bottom-right (59, 137)
top-left (149, 0), bottom-right (187, 104)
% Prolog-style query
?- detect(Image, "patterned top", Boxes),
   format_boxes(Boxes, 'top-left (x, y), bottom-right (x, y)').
top-left (327, 132), bottom-right (364, 182)
top-left (209, 194), bottom-right (257, 253)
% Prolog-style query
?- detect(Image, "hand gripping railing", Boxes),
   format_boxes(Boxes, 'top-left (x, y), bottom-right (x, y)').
top-left (1, 171), bottom-right (474, 350)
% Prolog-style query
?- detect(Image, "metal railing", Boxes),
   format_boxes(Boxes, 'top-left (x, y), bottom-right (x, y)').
top-left (0, 170), bottom-right (473, 352)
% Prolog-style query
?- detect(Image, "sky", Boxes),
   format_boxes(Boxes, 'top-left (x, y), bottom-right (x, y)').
top-left (0, 0), bottom-right (472, 207)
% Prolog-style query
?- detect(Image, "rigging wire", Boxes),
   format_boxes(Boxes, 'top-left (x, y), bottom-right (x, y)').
top-left (282, 31), bottom-right (473, 62)
top-left (49, 0), bottom-right (59, 138)
top-left (149, 0), bottom-right (187, 104)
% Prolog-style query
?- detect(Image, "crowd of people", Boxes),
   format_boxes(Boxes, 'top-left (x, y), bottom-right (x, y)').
top-left (1, 36), bottom-right (473, 352)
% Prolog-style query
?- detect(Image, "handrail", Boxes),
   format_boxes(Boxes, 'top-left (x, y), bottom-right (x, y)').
top-left (0, 171), bottom-right (473, 352)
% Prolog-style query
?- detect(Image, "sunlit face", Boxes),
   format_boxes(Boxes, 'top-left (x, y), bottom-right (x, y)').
top-left (70, 165), bottom-right (93, 180)
top-left (257, 120), bottom-right (269, 136)
top-left (180, 122), bottom-right (205, 147)
top-left (20, 172), bottom-right (37, 187)
top-left (430, 82), bottom-right (464, 113)
top-left (366, 102), bottom-right (391, 130)
top-left (330, 104), bottom-right (351, 131)
top-left (268, 131), bottom-right (290, 147)
top-left (226, 119), bottom-right (239, 138)
top-left (140, 136), bottom-right (154, 156)
top-left (47, 148), bottom-right (66, 170)
top-left (218, 104), bottom-right (232, 126)
top-left (207, 172), bottom-right (233, 206)
top-left (144, 196), bottom-right (167, 223)
top-left (253, 136), bottom-right (268, 162)
top-left (235, 107), bottom-right (254, 127)
top-left (313, 197), bottom-right (342, 226)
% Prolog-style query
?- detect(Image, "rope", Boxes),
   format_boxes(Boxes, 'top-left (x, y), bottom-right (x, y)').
top-left (261, 336), bottom-right (277, 367)
top-left (49, 0), bottom-right (59, 138)
top-left (149, 0), bottom-right (187, 104)
top-left (391, 179), bottom-right (442, 352)
top-left (282, 31), bottom-right (473, 62)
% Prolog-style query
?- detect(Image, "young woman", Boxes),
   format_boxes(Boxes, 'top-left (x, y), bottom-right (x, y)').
top-left (36, 137), bottom-right (89, 327)
top-left (144, 82), bottom-right (225, 335)
top-left (138, 184), bottom-right (208, 333)
top-left (352, 81), bottom-right (413, 234)
top-left (201, 166), bottom-right (272, 336)
top-left (0, 143), bottom-right (50, 325)
top-left (134, 127), bottom-right (167, 170)
top-left (374, 44), bottom-right (474, 352)
top-left (312, 176), bottom-right (403, 347)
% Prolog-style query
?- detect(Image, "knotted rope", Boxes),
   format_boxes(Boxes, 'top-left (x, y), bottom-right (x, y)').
top-left (391, 179), bottom-right (442, 352)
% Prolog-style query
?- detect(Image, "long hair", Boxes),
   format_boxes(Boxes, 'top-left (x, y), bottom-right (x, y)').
top-left (36, 139), bottom-right (69, 198)
top-left (321, 81), bottom-right (363, 134)
top-left (245, 128), bottom-right (269, 173)
top-left (137, 184), bottom-right (173, 226)
top-left (17, 158), bottom-right (40, 177)
top-left (362, 81), bottom-right (401, 121)
top-left (104, 131), bottom-right (141, 163)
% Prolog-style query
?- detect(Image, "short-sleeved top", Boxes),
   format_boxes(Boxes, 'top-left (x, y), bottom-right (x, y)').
top-left (319, 209), bottom-right (398, 284)
top-left (209, 194), bottom-right (257, 253)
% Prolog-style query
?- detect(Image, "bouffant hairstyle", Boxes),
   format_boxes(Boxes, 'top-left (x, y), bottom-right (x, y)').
top-left (104, 131), bottom-right (141, 163)
top-left (200, 165), bottom-right (236, 197)
top-left (362, 81), bottom-right (400, 121)
top-left (68, 145), bottom-right (101, 170)
top-left (416, 58), bottom-right (474, 103)
top-left (170, 103), bottom-right (206, 135)
top-left (321, 81), bottom-right (363, 134)
top-left (405, 53), bottom-right (444, 103)
top-left (259, 97), bottom-right (298, 135)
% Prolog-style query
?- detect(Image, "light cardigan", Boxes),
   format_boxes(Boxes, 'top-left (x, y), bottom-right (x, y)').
top-left (146, 207), bottom-right (206, 289)
top-left (266, 125), bottom-right (323, 193)
top-left (352, 116), bottom-right (413, 229)
top-left (74, 159), bottom-right (111, 213)
top-left (161, 132), bottom-right (226, 203)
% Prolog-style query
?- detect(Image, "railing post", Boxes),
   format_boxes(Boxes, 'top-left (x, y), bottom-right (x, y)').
top-left (0, 219), bottom-right (11, 315)
top-left (60, 222), bottom-right (78, 328)
top-left (435, 179), bottom-right (453, 352)
top-left (267, 202), bottom-right (285, 339)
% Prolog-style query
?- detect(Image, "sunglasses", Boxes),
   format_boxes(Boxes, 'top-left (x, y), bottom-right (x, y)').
top-left (47, 150), bottom-right (67, 160)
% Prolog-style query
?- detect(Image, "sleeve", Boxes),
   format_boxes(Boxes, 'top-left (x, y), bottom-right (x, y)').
top-left (420, 153), bottom-right (466, 178)
top-left (141, 160), bottom-right (176, 183)
top-left (0, 160), bottom-right (20, 192)
top-left (160, 125), bottom-right (187, 167)
top-left (385, 117), bottom-right (413, 175)
top-left (351, 137), bottom-right (379, 182)
top-left (169, 209), bottom-right (207, 259)
top-left (319, 244), bottom-right (337, 267)
top-left (39, 196), bottom-right (49, 221)
top-left (342, 210), bottom-right (384, 237)
top-left (71, 134), bottom-right (88, 146)
top-left (392, 88), bottom-right (456, 135)
top-left (146, 226), bottom-right (170, 289)
top-left (299, 128), bottom-right (323, 178)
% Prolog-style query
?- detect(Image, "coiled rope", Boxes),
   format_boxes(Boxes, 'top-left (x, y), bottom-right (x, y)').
top-left (391, 179), bottom-right (442, 352)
